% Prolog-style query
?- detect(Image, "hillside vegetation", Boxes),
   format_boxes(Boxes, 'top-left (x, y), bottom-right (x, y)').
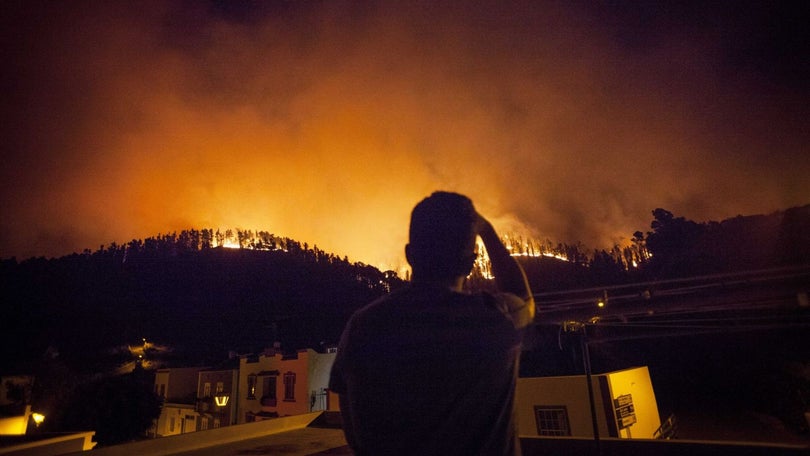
top-left (2, 204), bottom-right (808, 374)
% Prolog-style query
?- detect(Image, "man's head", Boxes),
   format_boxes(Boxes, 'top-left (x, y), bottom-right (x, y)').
top-left (405, 191), bottom-right (478, 280)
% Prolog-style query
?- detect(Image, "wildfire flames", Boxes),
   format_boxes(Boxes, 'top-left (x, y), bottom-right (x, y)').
top-left (198, 228), bottom-right (648, 281)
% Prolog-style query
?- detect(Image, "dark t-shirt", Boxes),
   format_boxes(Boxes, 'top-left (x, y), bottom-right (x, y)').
top-left (329, 283), bottom-right (531, 456)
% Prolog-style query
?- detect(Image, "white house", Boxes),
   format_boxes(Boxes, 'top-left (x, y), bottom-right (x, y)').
top-left (516, 366), bottom-right (661, 439)
top-left (153, 367), bottom-right (205, 437)
top-left (155, 403), bottom-right (199, 437)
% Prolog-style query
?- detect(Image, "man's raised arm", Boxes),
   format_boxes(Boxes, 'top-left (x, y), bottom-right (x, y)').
top-left (476, 214), bottom-right (536, 324)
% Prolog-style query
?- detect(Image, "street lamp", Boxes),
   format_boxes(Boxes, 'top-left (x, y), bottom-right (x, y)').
top-left (214, 394), bottom-right (230, 407)
top-left (32, 413), bottom-right (45, 427)
top-left (597, 290), bottom-right (608, 308)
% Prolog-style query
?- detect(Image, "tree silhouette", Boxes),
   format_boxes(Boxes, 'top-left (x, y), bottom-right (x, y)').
top-left (60, 366), bottom-right (161, 446)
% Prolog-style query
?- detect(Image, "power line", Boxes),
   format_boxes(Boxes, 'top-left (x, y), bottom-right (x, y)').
top-left (533, 264), bottom-right (810, 301)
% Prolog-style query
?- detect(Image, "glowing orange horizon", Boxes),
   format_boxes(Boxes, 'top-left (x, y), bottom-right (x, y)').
top-left (1, 2), bottom-right (806, 268)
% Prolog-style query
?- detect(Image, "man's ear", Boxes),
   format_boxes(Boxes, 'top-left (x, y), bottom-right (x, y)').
top-left (405, 244), bottom-right (414, 267)
top-left (456, 252), bottom-right (477, 277)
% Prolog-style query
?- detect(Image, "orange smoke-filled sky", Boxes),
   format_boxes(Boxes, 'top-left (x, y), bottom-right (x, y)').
top-left (1, 1), bottom-right (808, 271)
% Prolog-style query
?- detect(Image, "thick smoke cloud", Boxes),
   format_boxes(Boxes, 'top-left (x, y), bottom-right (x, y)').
top-left (2, 1), bottom-right (807, 271)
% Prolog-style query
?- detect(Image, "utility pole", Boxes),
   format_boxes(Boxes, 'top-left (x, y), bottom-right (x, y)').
top-left (564, 321), bottom-right (601, 455)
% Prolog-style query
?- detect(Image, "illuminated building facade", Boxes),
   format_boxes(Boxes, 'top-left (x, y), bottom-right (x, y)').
top-left (197, 365), bottom-right (239, 430)
top-left (516, 366), bottom-right (662, 439)
top-left (238, 348), bottom-right (336, 424)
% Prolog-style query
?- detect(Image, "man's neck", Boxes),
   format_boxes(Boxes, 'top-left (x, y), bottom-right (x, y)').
top-left (411, 274), bottom-right (465, 292)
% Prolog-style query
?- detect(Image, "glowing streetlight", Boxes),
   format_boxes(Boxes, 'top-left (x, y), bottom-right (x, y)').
top-left (32, 413), bottom-right (45, 427)
top-left (214, 394), bottom-right (230, 407)
top-left (597, 290), bottom-right (608, 308)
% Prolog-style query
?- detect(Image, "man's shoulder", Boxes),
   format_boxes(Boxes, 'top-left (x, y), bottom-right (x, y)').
top-left (483, 291), bottom-right (535, 329)
top-left (347, 287), bottom-right (411, 323)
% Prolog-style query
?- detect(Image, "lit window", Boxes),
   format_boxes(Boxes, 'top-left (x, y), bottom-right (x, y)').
top-left (216, 382), bottom-right (224, 394)
top-left (534, 406), bottom-right (571, 436)
top-left (283, 372), bottom-right (296, 401)
top-left (203, 382), bottom-right (211, 397)
top-left (247, 374), bottom-right (257, 399)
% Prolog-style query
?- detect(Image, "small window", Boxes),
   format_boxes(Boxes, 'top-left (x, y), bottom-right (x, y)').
top-left (283, 372), bottom-right (296, 401)
top-left (203, 382), bottom-right (211, 397)
top-left (216, 381), bottom-right (224, 394)
top-left (534, 406), bottom-right (571, 436)
top-left (200, 417), bottom-right (209, 431)
top-left (213, 418), bottom-right (221, 428)
top-left (263, 376), bottom-right (277, 400)
top-left (247, 374), bottom-right (257, 399)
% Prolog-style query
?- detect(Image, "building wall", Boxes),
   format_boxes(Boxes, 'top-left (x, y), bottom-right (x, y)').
top-left (326, 389), bottom-right (340, 412)
top-left (605, 366), bottom-right (661, 438)
top-left (154, 367), bottom-right (201, 403)
top-left (516, 375), bottom-right (611, 438)
top-left (197, 369), bottom-right (239, 427)
top-left (155, 403), bottom-right (198, 437)
top-left (238, 350), bottom-right (282, 424)
top-left (516, 367), bottom-right (660, 439)
top-left (0, 375), bottom-right (34, 436)
top-left (277, 350), bottom-right (309, 417)
top-left (308, 350), bottom-right (334, 412)
top-left (0, 404), bottom-right (31, 435)
top-left (154, 367), bottom-right (206, 437)
top-left (238, 349), bottom-right (336, 423)
top-left (0, 375), bottom-right (33, 406)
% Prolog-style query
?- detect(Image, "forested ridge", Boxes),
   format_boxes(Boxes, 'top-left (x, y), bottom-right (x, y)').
top-left (2, 204), bottom-right (808, 375)
top-left (1, 233), bottom-right (400, 375)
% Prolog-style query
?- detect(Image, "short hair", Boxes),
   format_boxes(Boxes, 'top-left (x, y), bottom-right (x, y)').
top-left (408, 192), bottom-right (477, 278)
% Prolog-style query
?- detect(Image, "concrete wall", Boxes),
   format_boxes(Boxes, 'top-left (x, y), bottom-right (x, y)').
top-left (0, 431), bottom-right (96, 455)
top-left (520, 436), bottom-right (810, 456)
top-left (605, 366), bottom-right (661, 438)
top-left (69, 412), bottom-right (322, 456)
top-left (0, 406), bottom-right (30, 436)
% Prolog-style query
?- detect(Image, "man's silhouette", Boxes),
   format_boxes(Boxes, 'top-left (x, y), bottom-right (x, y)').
top-left (329, 191), bottom-right (535, 455)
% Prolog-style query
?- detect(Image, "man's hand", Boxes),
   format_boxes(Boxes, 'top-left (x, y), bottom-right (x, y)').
top-left (475, 212), bottom-right (535, 317)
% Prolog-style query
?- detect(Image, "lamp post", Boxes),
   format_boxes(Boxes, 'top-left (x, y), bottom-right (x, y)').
top-left (214, 394), bottom-right (229, 407)
top-left (31, 412), bottom-right (45, 427)
top-left (564, 321), bottom-right (600, 454)
top-left (214, 393), bottom-right (231, 428)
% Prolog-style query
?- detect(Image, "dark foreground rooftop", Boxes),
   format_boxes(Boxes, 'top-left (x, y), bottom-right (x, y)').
top-left (7, 412), bottom-right (796, 456)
